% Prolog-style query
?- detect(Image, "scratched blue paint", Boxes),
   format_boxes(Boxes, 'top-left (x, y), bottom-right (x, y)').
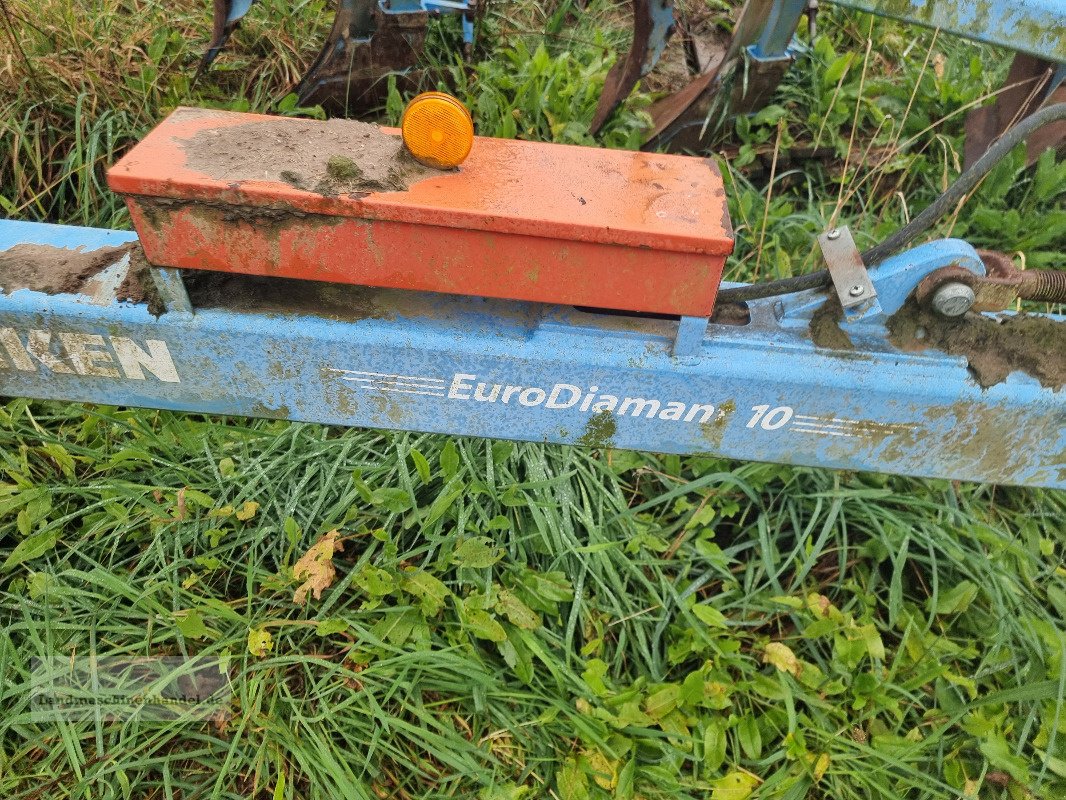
top-left (750, 0), bottom-right (810, 61)
top-left (226, 0), bottom-right (255, 25)
top-left (380, 0), bottom-right (476, 42)
top-left (0, 220), bottom-right (1063, 489)
top-left (834, 0), bottom-right (1065, 62)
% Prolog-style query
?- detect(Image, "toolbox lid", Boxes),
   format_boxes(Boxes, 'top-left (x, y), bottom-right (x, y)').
top-left (108, 108), bottom-right (734, 257)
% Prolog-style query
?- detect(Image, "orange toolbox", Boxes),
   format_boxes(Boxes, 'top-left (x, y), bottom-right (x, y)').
top-left (107, 107), bottom-right (734, 317)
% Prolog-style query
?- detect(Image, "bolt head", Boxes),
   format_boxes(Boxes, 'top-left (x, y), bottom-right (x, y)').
top-left (848, 284), bottom-right (865, 297)
top-left (826, 229), bottom-right (841, 240)
top-left (931, 282), bottom-right (976, 317)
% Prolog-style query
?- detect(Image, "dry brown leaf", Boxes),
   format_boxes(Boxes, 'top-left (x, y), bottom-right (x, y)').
top-left (292, 530), bottom-right (344, 605)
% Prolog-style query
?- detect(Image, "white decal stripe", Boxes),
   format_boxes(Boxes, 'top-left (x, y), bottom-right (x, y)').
top-left (792, 425), bottom-right (860, 438)
top-left (329, 368), bottom-right (445, 384)
top-left (795, 414), bottom-right (914, 431)
top-left (342, 377), bottom-right (445, 390)
top-left (348, 386), bottom-right (446, 398)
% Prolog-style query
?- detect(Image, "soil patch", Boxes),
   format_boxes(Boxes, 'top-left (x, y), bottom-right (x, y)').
top-left (182, 118), bottom-right (437, 196)
top-left (182, 269), bottom-right (389, 322)
top-left (809, 296), bottom-right (854, 351)
top-left (888, 301), bottom-right (1066, 390)
top-left (0, 242), bottom-right (135, 295)
top-left (117, 245), bottom-right (166, 316)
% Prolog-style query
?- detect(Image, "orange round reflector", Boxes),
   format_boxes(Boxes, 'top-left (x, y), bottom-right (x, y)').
top-left (401, 92), bottom-right (474, 169)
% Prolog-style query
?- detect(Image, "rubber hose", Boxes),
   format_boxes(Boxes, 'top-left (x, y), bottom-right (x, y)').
top-left (717, 102), bottom-right (1066, 305)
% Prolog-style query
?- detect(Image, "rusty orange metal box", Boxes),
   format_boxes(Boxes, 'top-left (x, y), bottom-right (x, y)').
top-left (107, 107), bottom-right (734, 316)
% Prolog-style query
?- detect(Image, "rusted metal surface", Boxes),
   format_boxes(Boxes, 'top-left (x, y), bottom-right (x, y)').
top-left (964, 55), bottom-right (1066, 168)
top-left (198, 0), bottom-right (479, 114)
top-left (107, 107), bottom-right (733, 317)
top-left (295, 0), bottom-right (428, 111)
top-left (915, 250), bottom-right (1066, 311)
top-left (817, 226), bottom-right (879, 321)
top-left (197, 0), bottom-right (255, 76)
top-left (645, 0), bottom-right (777, 151)
top-left (590, 0), bottom-right (677, 134)
top-left (646, 0), bottom-right (1066, 154)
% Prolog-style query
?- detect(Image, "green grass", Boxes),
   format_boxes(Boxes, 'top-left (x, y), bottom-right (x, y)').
top-left (1, 1), bottom-right (1065, 798)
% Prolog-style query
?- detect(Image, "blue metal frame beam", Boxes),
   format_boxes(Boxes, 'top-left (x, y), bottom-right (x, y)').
top-left (1, 221), bottom-right (1063, 488)
top-left (833, 0), bottom-right (1065, 62)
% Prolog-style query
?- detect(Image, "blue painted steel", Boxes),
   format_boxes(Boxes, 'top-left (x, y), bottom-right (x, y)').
top-left (226, 0), bottom-right (255, 25)
top-left (379, 0), bottom-right (476, 43)
top-left (782, 237), bottom-right (986, 331)
top-left (749, 0), bottom-right (809, 61)
top-left (673, 315), bottom-right (710, 359)
top-left (831, 0), bottom-right (1065, 62)
top-left (0, 220), bottom-right (1063, 488)
top-left (647, 0), bottom-right (678, 73)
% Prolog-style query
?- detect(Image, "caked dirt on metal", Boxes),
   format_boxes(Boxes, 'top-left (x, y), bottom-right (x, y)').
top-left (116, 244), bottom-right (166, 315)
top-left (808, 296), bottom-right (855, 351)
top-left (888, 300), bottom-right (1066, 390)
top-left (181, 118), bottom-right (436, 196)
top-left (0, 241), bottom-right (135, 296)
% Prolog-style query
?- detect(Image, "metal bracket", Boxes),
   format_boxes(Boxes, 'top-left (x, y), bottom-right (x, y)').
top-left (147, 267), bottom-right (193, 316)
top-left (673, 315), bottom-right (709, 359)
top-left (817, 226), bottom-right (880, 321)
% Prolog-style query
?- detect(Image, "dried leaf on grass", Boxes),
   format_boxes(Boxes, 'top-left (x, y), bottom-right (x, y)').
top-left (293, 530), bottom-right (344, 605)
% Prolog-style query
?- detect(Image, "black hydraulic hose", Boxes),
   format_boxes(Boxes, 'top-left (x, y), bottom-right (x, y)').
top-left (716, 102), bottom-right (1066, 304)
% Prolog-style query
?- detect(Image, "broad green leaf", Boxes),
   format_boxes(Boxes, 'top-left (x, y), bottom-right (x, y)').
top-left (557, 758), bottom-right (589, 800)
top-left (440, 440), bottom-right (459, 479)
top-left (711, 771), bottom-right (759, 800)
top-left (496, 588), bottom-right (541, 629)
top-left (737, 715), bottom-right (762, 760)
top-left (316, 618), bottom-right (349, 636)
top-left (2, 530), bottom-right (57, 571)
top-left (692, 603), bottom-right (728, 628)
top-left (523, 570), bottom-right (574, 602)
top-left (452, 537), bottom-right (503, 568)
top-left (616, 758), bottom-right (636, 800)
top-left (248, 626), bottom-right (274, 657)
top-left (409, 448), bottom-right (431, 483)
top-left (703, 721), bottom-right (727, 771)
top-left (174, 609), bottom-right (211, 640)
top-left (354, 564), bottom-right (394, 597)
top-left (465, 609), bottom-right (507, 642)
top-left (644, 684), bottom-right (681, 720)
top-left (980, 733), bottom-right (1030, 785)
top-left (582, 658), bottom-right (610, 696)
top-left (403, 571), bottom-right (450, 616)
top-left (932, 581), bottom-right (979, 615)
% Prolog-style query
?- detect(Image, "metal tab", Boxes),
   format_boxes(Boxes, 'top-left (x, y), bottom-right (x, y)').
top-left (818, 226), bottom-right (878, 320)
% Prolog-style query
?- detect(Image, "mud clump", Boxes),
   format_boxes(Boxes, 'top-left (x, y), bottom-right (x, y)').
top-left (0, 242), bottom-right (135, 295)
top-left (181, 268), bottom-right (389, 322)
top-left (809, 296), bottom-right (854, 351)
top-left (888, 300), bottom-right (1066, 390)
top-left (117, 244), bottom-right (166, 316)
top-left (182, 117), bottom-right (436, 196)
